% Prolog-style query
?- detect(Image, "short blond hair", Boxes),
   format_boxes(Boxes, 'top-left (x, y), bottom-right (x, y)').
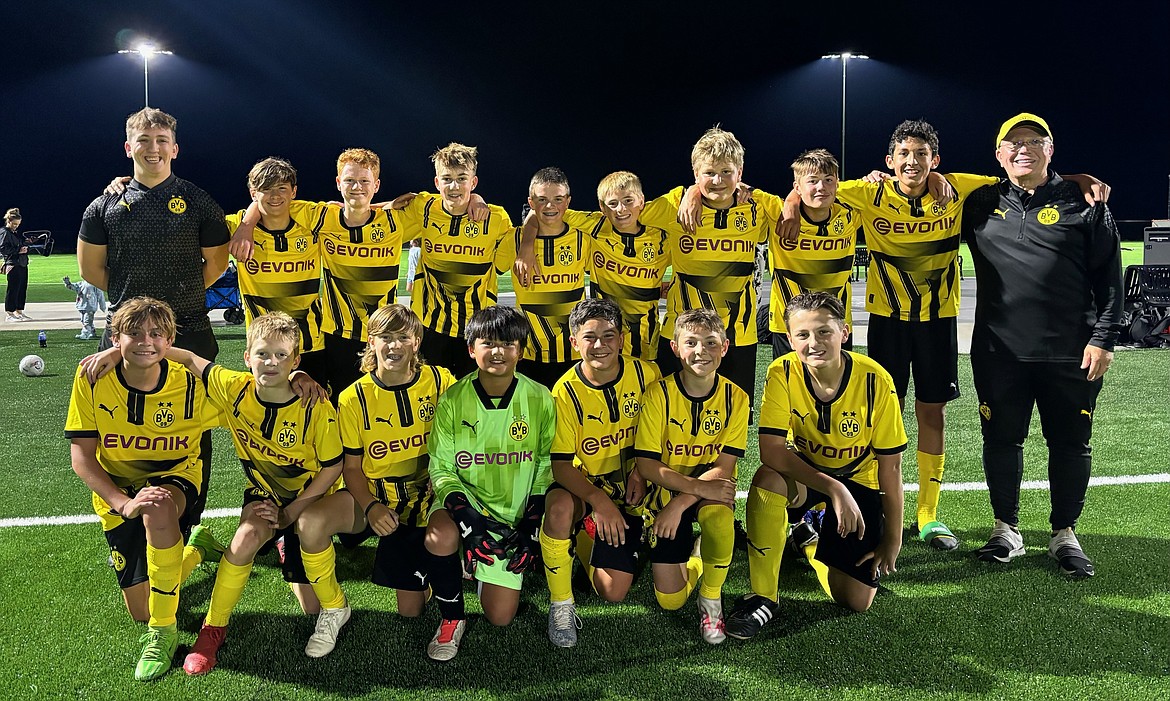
top-left (247, 157), bottom-right (297, 192)
top-left (337, 148), bottom-right (380, 179)
top-left (110, 297), bottom-right (177, 341)
top-left (4, 208), bottom-right (20, 223)
top-left (596, 171), bottom-right (643, 204)
top-left (246, 312), bottom-right (301, 358)
top-left (361, 304), bottom-right (425, 373)
top-left (673, 308), bottom-right (727, 341)
top-left (431, 142), bottom-right (478, 174)
top-left (690, 125), bottom-right (744, 171)
top-left (125, 107), bottom-right (177, 141)
top-left (791, 149), bottom-right (839, 179)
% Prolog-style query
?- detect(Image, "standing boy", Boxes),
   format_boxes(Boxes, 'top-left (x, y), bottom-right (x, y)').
top-left (423, 306), bottom-right (555, 661)
top-left (634, 308), bottom-right (748, 645)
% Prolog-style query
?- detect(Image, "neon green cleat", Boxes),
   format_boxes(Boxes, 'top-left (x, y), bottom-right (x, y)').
top-left (134, 624), bottom-right (178, 681)
top-left (188, 524), bottom-right (225, 564)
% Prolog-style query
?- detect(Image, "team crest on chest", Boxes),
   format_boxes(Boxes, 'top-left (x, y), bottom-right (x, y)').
top-left (154, 402), bottom-right (175, 428)
top-left (509, 415), bottom-right (529, 441)
top-left (1037, 207), bottom-right (1060, 226)
top-left (168, 196), bottom-right (187, 215)
top-left (622, 391), bottom-right (641, 419)
top-left (370, 224), bottom-right (386, 243)
top-left (464, 221), bottom-right (480, 238)
top-left (557, 244), bottom-right (575, 266)
top-left (640, 242), bottom-right (657, 263)
top-left (831, 218), bottom-right (845, 235)
top-left (417, 395), bottom-right (436, 422)
top-left (295, 237), bottom-right (308, 252)
top-left (733, 211), bottom-right (749, 233)
top-left (839, 411), bottom-right (860, 438)
top-left (277, 421), bottom-right (298, 448)
top-left (930, 201), bottom-right (948, 216)
top-left (701, 409), bottom-right (722, 436)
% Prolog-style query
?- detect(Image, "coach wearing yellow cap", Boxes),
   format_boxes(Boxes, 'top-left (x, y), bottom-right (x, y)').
top-left (962, 112), bottom-right (1122, 580)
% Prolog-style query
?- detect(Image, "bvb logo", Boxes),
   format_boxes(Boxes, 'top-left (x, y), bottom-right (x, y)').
top-left (622, 394), bottom-right (641, 419)
top-left (832, 218), bottom-right (845, 235)
top-left (509, 417), bottom-right (529, 441)
top-left (557, 246), bottom-right (575, 266)
top-left (168, 196), bottom-right (187, 215)
top-left (277, 427), bottom-right (297, 449)
top-left (154, 405), bottom-right (175, 428)
top-left (839, 413), bottom-right (860, 438)
top-left (370, 225), bottom-right (386, 243)
top-left (1037, 207), bottom-right (1061, 226)
top-left (417, 400), bottom-right (436, 422)
top-left (733, 212), bottom-right (749, 233)
top-left (931, 201), bottom-right (948, 216)
top-left (640, 243), bottom-right (657, 263)
top-left (464, 222), bottom-right (480, 238)
top-left (701, 409), bottom-right (722, 436)
top-left (111, 549), bottom-right (126, 572)
top-left (295, 237), bottom-right (308, 252)
top-left (979, 403), bottom-right (991, 421)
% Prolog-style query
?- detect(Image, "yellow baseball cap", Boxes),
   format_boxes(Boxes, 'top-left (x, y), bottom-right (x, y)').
top-left (996, 113), bottom-right (1051, 146)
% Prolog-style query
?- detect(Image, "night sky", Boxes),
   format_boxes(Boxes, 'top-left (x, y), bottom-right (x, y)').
top-left (4, 1), bottom-right (1168, 246)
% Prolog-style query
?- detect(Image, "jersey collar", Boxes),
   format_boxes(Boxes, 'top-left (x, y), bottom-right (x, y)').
top-left (369, 369), bottom-right (420, 392)
top-left (115, 357), bottom-right (169, 395)
top-left (801, 351), bottom-right (853, 407)
top-left (472, 374), bottom-right (518, 409)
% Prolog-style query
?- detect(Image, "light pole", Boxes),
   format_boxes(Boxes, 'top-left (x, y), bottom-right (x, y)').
top-left (821, 52), bottom-right (869, 178)
top-left (119, 42), bottom-right (173, 108)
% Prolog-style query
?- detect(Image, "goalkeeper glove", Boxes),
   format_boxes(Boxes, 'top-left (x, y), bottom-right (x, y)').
top-left (504, 494), bottom-right (545, 574)
top-left (445, 492), bottom-right (504, 572)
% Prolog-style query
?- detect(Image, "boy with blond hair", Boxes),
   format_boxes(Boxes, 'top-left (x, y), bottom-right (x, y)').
top-left (634, 308), bottom-right (748, 645)
top-left (66, 297), bottom-right (222, 681)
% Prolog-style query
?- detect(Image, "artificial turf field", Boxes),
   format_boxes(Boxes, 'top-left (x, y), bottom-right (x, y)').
top-left (0, 329), bottom-right (1167, 700)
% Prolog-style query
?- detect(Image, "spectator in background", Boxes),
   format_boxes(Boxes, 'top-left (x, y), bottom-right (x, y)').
top-left (405, 237), bottom-right (422, 294)
top-left (1, 208), bottom-right (30, 322)
top-left (64, 275), bottom-right (108, 340)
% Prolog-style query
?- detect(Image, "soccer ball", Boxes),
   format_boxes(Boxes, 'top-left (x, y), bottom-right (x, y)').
top-left (19, 355), bottom-right (45, 377)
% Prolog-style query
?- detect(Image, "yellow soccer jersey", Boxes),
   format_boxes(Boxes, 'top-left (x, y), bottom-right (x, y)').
top-left (64, 361), bottom-right (216, 529)
top-left (398, 193), bottom-right (514, 338)
top-left (315, 206), bottom-right (403, 340)
top-left (639, 187), bottom-right (778, 346)
top-left (836, 174), bottom-right (996, 321)
top-left (226, 200), bottom-right (325, 353)
top-left (203, 364), bottom-right (343, 507)
top-left (758, 351), bottom-right (907, 490)
top-left (500, 224), bottom-right (589, 363)
top-left (634, 373), bottom-right (749, 511)
top-left (563, 210), bottom-right (671, 361)
top-left (551, 357), bottom-right (661, 509)
top-left (766, 200), bottom-right (859, 334)
top-left (337, 365), bottom-right (456, 527)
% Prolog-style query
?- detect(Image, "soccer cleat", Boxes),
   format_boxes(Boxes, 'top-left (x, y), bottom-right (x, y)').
top-left (134, 624), bottom-right (178, 681)
top-left (426, 618), bottom-right (467, 662)
top-left (724, 594), bottom-right (780, 640)
top-left (697, 595), bottom-right (726, 645)
top-left (976, 519), bottom-right (1025, 563)
top-left (548, 600), bottom-right (582, 648)
top-left (1049, 528), bottom-right (1095, 579)
top-left (916, 520), bottom-right (960, 551)
top-left (789, 508), bottom-right (824, 554)
top-left (183, 624), bottom-right (227, 675)
top-left (305, 605), bottom-right (351, 658)
top-left (188, 524), bottom-right (225, 564)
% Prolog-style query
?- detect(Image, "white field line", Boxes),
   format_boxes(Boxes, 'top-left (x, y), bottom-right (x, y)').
top-left (2, 474), bottom-right (1168, 529)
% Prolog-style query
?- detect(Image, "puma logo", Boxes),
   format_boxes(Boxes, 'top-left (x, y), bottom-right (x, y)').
top-left (1080, 409), bottom-right (1092, 417)
top-left (375, 416), bottom-right (393, 426)
top-left (791, 409), bottom-right (809, 424)
top-left (413, 571), bottom-right (427, 584)
top-left (119, 199), bottom-right (131, 211)
top-left (993, 208), bottom-right (1008, 219)
top-left (149, 584), bottom-right (179, 597)
top-left (434, 594), bottom-right (461, 604)
top-left (462, 420), bottom-right (478, 434)
top-left (431, 222), bottom-right (448, 237)
top-left (98, 403), bottom-right (118, 418)
top-left (745, 537), bottom-right (769, 556)
top-left (586, 413), bottom-right (603, 423)
top-left (929, 478), bottom-right (943, 484)
top-left (669, 417), bottom-right (685, 430)
top-left (544, 564), bottom-right (560, 574)
top-left (887, 203), bottom-right (903, 214)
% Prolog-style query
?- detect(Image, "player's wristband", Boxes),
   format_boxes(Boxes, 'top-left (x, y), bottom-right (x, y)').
top-left (363, 500), bottom-right (381, 519)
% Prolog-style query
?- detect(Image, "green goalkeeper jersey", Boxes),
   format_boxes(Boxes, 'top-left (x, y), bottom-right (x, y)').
top-left (428, 371), bottom-right (555, 527)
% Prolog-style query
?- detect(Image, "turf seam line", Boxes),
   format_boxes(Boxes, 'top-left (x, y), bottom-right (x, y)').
top-left (3, 474), bottom-right (1168, 528)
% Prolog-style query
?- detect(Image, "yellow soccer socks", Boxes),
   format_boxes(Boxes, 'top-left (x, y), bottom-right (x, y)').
top-left (301, 544), bottom-right (346, 610)
top-left (696, 504), bottom-right (734, 600)
top-left (204, 558), bottom-right (253, 627)
top-left (916, 451), bottom-right (946, 527)
top-left (146, 540), bottom-right (184, 628)
top-left (746, 485), bottom-right (789, 602)
top-left (540, 527), bottom-right (574, 604)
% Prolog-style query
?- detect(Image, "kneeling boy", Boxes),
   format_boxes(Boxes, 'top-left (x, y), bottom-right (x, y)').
top-left (423, 305), bottom-right (556, 661)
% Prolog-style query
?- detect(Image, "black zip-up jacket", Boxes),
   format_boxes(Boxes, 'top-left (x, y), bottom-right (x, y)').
top-left (962, 172), bottom-right (1123, 361)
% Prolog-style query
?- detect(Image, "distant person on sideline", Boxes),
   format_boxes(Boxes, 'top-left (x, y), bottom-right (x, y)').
top-left (1, 208), bottom-right (30, 322)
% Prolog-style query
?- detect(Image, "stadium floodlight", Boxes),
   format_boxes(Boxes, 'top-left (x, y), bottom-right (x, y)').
top-left (118, 42), bottom-right (173, 108)
top-left (821, 52), bottom-right (869, 178)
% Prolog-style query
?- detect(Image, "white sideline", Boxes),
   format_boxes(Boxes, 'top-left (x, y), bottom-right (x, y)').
top-left (3, 473), bottom-right (1168, 529)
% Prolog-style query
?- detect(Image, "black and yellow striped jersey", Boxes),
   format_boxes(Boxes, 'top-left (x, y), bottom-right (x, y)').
top-left (551, 357), bottom-right (661, 511)
top-left (836, 174), bottom-right (995, 320)
top-left (563, 210), bottom-right (670, 361)
top-left (633, 373), bottom-right (749, 511)
top-left (758, 351), bottom-right (907, 490)
top-left (203, 364), bottom-right (343, 507)
top-left (226, 200), bottom-right (325, 353)
top-left (313, 205), bottom-right (403, 340)
top-left (64, 360), bottom-right (217, 529)
top-left (640, 187), bottom-right (778, 346)
top-left (398, 193), bottom-right (514, 338)
top-left (336, 365), bottom-right (456, 527)
top-left (501, 224), bottom-right (589, 363)
top-left (765, 200), bottom-right (859, 334)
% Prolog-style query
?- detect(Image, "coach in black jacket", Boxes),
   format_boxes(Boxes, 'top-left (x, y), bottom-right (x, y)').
top-left (962, 112), bottom-right (1122, 580)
